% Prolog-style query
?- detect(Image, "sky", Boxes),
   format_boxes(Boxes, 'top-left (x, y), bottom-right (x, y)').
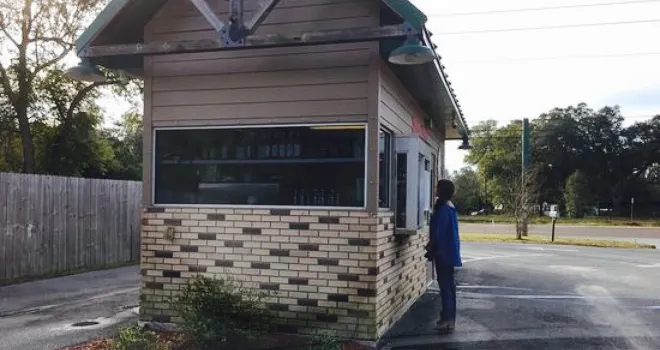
top-left (411, 0), bottom-right (660, 173)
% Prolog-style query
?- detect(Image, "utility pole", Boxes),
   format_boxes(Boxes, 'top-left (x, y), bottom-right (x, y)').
top-left (521, 118), bottom-right (531, 237)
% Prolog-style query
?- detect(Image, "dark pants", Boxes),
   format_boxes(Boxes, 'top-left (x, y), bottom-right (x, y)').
top-left (435, 259), bottom-right (456, 322)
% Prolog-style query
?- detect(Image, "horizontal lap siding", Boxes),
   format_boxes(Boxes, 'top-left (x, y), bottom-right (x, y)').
top-left (379, 64), bottom-right (443, 150)
top-left (146, 0), bottom-right (377, 127)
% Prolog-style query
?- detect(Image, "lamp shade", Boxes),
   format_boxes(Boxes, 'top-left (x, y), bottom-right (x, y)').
top-left (458, 138), bottom-right (472, 150)
top-left (388, 40), bottom-right (436, 65)
top-left (65, 60), bottom-right (107, 83)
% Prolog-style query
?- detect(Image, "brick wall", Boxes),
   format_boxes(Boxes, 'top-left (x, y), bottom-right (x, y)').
top-left (140, 207), bottom-right (383, 340)
top-left (374, 212), bottom-right (430, 337)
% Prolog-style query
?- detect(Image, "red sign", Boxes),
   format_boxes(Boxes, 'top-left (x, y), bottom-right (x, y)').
top-left (412, 117), bottom-right (431, 141)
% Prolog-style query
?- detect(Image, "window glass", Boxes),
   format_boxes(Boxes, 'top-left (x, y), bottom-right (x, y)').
top-left (154, 125), bottom-right (366, 207)
top-left (379, 129), bottom-right (392, 208)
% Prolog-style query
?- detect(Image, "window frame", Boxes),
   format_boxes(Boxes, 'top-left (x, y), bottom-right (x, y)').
top-left (151, 123), bottom-right (369, 210)
top-left (378, 127), bottom-right (394, 209)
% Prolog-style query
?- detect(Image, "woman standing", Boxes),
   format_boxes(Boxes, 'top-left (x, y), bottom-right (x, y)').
top-left (426, 179), bottom-right (462, 333)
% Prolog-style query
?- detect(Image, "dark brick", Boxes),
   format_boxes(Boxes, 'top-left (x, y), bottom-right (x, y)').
top-left (139, 294), bottom-right (147, 301)
top-left (141, 218), bottom-right (149, 225)
top-left (275, 324), bottom-right (298, 334)
top-left (224, 240), bottom-right (243, 248)
top-left (384, 276), bottom-right (389, 283)
top-left (328, 294), bottom-right (349, 302)
top-left (358, 288), bottom-right (377, 297)
top-left (391, 260), bottom-right (396, 267)
top-left (164, 219), bottom-right (181, 226)
top-left (298, 243), bottom-right (319, 251)
top-left (215, 260), bottom-right (234, 267)
top-left (152, 315), bottom-right (171, 323)
top-left (270, 249), bottom-right (290, 257)
top-left (379, 251), bottom-right (384, 259)
top-left (251, 262), bottom-right (270, 269)
top-left (163, 270), bottom-right (180, 278)
top-left (318, 216), bottom-right (340, 224)
top-left (270, 209), bottom-right (291, 216)
top-left (155, 251), bottom-right (173, 258)
top-left (387, 287), bottom-right (392, 294)
top-left (288, 278), bottom-right (308, 285)
top-left (318, 258), bottom-right (339, 266)
top-left (297, 299), bottom-right (318, 307)
top-left (338, 274), bottom-right (359, 282)
top-left (140, 269), bottom-right (147, 276)
top-left (395, 251), bottom-right (401, 258)
top-left (289, 223), bottom-right (309, 230)
top-left (316, 314), bottom-right (338, 322)
top-left (207, 214), bottom-right (225, 221)
top-left (243, 228), bottom-right (262, 235)
top-left (368, 267), bottom-right (379, 276)
top-left (348, 238), bottom-right (370, 246)
top-left (189, 266), bottom-right (207, 273)
top-left (198, 233), bottom-right (216, 240)
top-left (260, 283), bottom-right (280, 291)
top-left (146, 207), bottom-right (165, 213)
top-left (145, 282), bottom-right (163, 290)
top-left (348, 309), bottom-right (370, 318)
top-left (181, 245), bottom-right (198, 253)
top-left (267, 304), bottom-right (289, 311)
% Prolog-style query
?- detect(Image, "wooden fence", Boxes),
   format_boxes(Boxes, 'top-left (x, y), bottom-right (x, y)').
top-left (0, 172), bottom-right (142, 281)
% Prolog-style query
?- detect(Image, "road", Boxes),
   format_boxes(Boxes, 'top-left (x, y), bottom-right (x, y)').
top-left (383, 242), bottom-right (660, 349)
top-left (0, 266), bottom-right (140, 350)
top-left (461, 223), bottom-right (660, 246)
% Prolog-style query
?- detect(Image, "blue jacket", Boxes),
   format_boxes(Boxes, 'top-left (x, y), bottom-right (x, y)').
top-left (429, 201), bottom-right (462, 267)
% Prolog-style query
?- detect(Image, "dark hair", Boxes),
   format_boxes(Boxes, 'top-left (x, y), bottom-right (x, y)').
top-left (434, 179), bottom-right (455, 211)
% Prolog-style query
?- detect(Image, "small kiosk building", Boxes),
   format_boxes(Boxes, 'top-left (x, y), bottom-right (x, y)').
top-left (72, 0), bottom-right (470, 341)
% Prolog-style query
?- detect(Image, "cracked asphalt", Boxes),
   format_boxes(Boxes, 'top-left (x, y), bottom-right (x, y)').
top-left (0, 266), bottom-right (140, 350)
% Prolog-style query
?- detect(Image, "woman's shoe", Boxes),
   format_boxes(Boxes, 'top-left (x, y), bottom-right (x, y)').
top-left (434, 320), bottom-right (455, 333)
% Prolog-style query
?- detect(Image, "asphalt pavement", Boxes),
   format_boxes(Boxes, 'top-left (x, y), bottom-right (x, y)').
top-left (0, 266), bottom-right (140, 350)
top-left (382, 242), bottom-right (660, 349)
top-left (461, 223), bottom-right (660, 247)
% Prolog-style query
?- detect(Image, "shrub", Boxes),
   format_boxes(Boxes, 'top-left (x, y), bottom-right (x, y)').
top-left (307, 332), bottom-right (341, 350)
top-left (173, 275), bottom-right (273, 350)
top-left (113, 325), bottom-right (171, 350)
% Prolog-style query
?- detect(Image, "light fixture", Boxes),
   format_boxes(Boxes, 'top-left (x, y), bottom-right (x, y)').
top-left (458, 137), bottom-right (472, 150)
top-left (65, 59), bottom-right (107, 82)
top-left (388, 37), bottom-right (436, 65)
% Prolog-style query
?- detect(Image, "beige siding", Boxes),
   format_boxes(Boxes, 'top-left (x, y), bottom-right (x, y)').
top-left (378, 62), bottom-right (444, 150)
top-left (145, 0), bottom-right (377, 127)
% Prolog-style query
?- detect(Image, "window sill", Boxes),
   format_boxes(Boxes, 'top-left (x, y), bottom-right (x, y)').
top-left (394, 228), bottom-right (422, 236)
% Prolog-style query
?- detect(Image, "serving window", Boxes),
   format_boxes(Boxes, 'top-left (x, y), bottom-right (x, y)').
top-left (153, 124), bottom-right (367, 208)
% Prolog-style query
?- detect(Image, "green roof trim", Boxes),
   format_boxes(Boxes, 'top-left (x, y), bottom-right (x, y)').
top-left (381, 0), bottom-right (428, 31)
top-left (75, 0), bottom-right (131, 54)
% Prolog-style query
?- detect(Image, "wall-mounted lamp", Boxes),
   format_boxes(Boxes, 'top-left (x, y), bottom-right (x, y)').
top-left (65, 59), bottom-right (107, 82)
top-left (458, 137), bottom-right (472, 150)
top-left (389, 37), bottom-right (436, 65)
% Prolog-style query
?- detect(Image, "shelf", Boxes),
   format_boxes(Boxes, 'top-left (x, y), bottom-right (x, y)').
top-left (160, 158), bottom-right (365, 165)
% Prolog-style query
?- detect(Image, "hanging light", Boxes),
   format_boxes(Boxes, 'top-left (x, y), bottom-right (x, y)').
top-left (388, 37), bottom-right (436, 65)
top-left (65, 59), bottom-right (107, 82)
top-left (458, 137), bottom-right (472, 150)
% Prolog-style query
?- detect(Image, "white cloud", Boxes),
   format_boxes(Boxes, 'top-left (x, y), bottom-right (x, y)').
top-left (412, 0), bottom-right (660, 172)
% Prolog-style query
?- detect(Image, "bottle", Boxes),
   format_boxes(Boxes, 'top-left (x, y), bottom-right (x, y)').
top-left (278, 130), bottom-right (286, 159)
top-left (270, 130), bottom-right (279, 158)
top-left (293, 130), bottom-right (301, 158)
top-left (293, 190), bottom-right (299, 205)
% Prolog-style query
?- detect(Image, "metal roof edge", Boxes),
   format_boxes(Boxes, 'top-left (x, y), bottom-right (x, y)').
top-left (75, 0), bottom-right (132, 55)
top-left (380, 0), bottom-right (428, 30)
top-left (421, 27), bottom-right (469, 138)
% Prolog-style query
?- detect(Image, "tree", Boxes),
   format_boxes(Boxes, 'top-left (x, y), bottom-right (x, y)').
top-left (0, 0), bottom-right (108, 173)
top-left (564, 170), bottom-right (591, 218)
top-left (450, 167), bottom-right (481, 214)
top-left (104, 111), bottom-right (143, 180)
top-left (499, 167), bottom-right (541, 239)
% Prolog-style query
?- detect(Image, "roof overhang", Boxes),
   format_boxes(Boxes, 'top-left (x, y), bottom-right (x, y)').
top-left (74, 0), bottom-right (469, 140)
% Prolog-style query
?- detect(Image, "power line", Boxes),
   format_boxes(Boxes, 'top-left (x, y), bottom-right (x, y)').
top-left (447, 51), bottom-right (660, 64)
top-left (426, 0), bottom-right (660, 17)
top-left (434, 18), bottom-right (660, 35)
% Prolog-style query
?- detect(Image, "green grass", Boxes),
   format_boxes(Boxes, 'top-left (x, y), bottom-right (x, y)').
top-left (461, 233), bottom-right (656, 249)
top-left (0, 260), bottom-right (139, 286)
top-left (459, 215), bottom-right (660, 227)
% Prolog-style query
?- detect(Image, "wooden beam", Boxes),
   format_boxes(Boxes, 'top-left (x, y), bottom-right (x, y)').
top-left (244, 0), bottom-right (281, 34)
top-left (189, 0), bottom-right (225, 32)
top-left (80, 24), bottom-right (414, 58)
